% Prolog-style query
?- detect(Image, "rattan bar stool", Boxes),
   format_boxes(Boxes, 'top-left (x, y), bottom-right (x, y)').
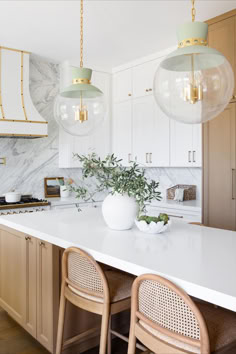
top-left (56, 247), bottom-right (135, 354)
top-left (128, 274), bottom-right (236, 354)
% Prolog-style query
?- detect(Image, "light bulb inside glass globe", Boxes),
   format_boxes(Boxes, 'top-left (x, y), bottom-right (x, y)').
top-left (54, 93), bottom-right (106, 137)
top-left (153, 22), bottom-right (234, 124)
top-left (54, 67), bottom-right (106, 136)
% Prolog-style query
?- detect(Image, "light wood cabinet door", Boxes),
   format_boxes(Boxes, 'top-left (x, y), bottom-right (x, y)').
top-left (113, 68), bottom-right (132, 103)
top-left (37, 239), bottom-right (54, 352)
top-left (0, 228), bottom-right (27, 326)
top-left (203, 103), bottom-right (236, 230)
top-left (132, 58), bottom-right (162, 99)
top-left (113, 101), bottom-right (133, 166)
top-left (25, 235), bottom-right (37, 338)
top-left (208, 16), bottom-right (236, 99)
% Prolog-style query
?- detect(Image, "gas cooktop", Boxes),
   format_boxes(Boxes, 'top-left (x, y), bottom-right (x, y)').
top-left (0, 195), bottom-right (50, 210)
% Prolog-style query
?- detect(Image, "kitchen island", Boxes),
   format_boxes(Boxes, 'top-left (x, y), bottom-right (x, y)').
top-left (0, 207), bottom-right (236, 352)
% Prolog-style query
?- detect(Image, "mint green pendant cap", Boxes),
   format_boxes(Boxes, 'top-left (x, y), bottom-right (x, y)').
top-left (160, 21), bottom-right (225, 72)
top-left (177, 21), bottom-right (208, 43)
top-left (60, 67), bottom-right (103, 99)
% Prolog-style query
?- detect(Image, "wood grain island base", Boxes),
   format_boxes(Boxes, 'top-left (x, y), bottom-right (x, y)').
top-left (0, 224), bottom-right (107, 354)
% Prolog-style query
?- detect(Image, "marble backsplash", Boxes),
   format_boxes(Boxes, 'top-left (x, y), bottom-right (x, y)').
top-left (0, 55), bottom-right (202, 201)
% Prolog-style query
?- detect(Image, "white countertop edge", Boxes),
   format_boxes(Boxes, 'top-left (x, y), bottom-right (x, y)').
top-left (1, 216), bottom-right (235, 312)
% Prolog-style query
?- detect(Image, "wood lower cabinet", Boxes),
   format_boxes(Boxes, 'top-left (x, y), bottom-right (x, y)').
top-left (0, 226), bottom-right (59, 353)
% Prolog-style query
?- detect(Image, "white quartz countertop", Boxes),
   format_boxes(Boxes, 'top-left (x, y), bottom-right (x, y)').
top-left (0, 207), bottom-right (234, 311)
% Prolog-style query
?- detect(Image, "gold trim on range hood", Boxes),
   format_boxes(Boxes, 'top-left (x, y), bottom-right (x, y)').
top-left (0, 46), bottom-right (48, 139)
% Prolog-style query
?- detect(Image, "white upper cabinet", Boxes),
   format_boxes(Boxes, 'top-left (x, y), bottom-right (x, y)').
top-left (170, 120), bottom-right (202, 167)
top-left (132, 58), bottom-right (162, 99)
top-left (132, 95), bottom-right (169, 166)
top-left (113, 69), bottom-right (132, 103)
top-left (113, 101), bottom-right (133, 166)
top-left (59, 70), bottom-right (111, 168)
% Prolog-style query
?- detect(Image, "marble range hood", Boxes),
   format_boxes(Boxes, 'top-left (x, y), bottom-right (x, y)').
top-left (0, 46), bottom-right (48, 138)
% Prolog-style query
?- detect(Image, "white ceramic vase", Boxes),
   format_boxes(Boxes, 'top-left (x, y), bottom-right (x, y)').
top-left (102, 193), bottom-right (138, 230)
top-left (60, 185), bottom-right (70, 198)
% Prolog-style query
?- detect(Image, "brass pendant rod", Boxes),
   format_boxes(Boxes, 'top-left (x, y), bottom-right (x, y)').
top-left (80, 0), bottom-right (84, 68)
top-left (192, 0), bottom-right (196, 22)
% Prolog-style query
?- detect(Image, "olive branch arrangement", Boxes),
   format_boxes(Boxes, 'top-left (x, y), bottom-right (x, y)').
top-left (71, 153), bottom-right (162, 213)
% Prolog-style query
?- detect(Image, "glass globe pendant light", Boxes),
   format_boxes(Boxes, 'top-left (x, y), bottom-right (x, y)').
top-left (153, 0), bottom-right (234, 124)
top-left (54, 0), bottom-right (105, 136)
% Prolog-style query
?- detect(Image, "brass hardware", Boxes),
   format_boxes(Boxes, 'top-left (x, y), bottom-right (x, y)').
top-left (146, 153), bottom-right (149, 163)
top-left (149, 153), bottom-right (152, 164)
top-left (191, 0), bottom-right (196, 22)
top-left (193, 150), bottom-right (196, 163)
top-left (183, 54), bottom-right (203, 105)
top-left (21, 52), bottom-right (28, 121)
top-left (0, 157), bottom-right (6, 165)
top-left (145, 89), bottom-right (149, 92)
top-left (232, 95), bottom-right (236, 100)
top-left (0, 119), bottom-right (48, 124)
top-left (128, 93), bottom-right (132, 97)
top-left (0, 46), bottom-right (30, 54)
top-left (39, 241), bottom-right (45, 247)
top-left (25, 236), bottom-right (31, 241)
top-left (73, 78), bottom-right (91, 85)
top-left (80, 0), bottom-right (84, 68)
top-left (178, 37), bottom-right (207, 48)
top-left (128, 153), bottom-right (131, 163)
top-left (188, 151), bottom-right (192, 163)
top-left (232, 169), bottom-right (236, 200)
top-left (0, 133), bottom-right (48, 137)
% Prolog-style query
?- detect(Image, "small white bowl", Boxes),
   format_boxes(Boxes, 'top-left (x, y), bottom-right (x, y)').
top-left (135, 219), bottom-right (171, 234)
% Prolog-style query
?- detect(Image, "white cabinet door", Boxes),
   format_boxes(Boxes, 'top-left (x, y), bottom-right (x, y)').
top-left (170, 120), bottom-right (202, 167)
top-left (132, 96), bottom-right (153, 166)
top-left (113, 101), bottom-right (132, 166)
top-left (113, 69), bottom-right (132, 103)
top-left (133, 58), bottom-right (162, 99)
top-left (170, 120), bottom-right (193, 167)
top-left (151, 103), bottom-right (170, 166)
top-left (59, 71), bottom-right (111, 168)
top-left (192, 124), bottom-right (202, 167)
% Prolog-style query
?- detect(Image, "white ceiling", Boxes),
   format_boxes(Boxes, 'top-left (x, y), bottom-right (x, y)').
top-left (0, 0), bottom-right (235, 71)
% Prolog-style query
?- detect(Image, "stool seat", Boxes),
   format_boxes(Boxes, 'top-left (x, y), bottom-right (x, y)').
top-left (106, 270), bottom-right (134, 303)
top-left (196, 301), bottom-right (236, 353)
top-left (68, 270), bottom-right (134, 304)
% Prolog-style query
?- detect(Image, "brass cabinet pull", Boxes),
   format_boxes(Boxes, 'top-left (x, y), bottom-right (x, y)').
top-left (25, 236), bottom-right (31, 241)
top-left (128, 153), bottom-right (131, 163)
top-left (128, 93), bottom-right (132, 97)
top-left (39, 241), bottom-right (45, 247)
top-left (193, 150), bottom-right (196, 163)
top-left (188, 151), bottom-right (192, 163)
top-left (149, 153), bottom-right (152, 163)
top-left (146, 153), bottom-right (149, 163)
top-left (232, 169), bottom-right (236, 200)
top-left (0, 157), bottom-right (6, 165)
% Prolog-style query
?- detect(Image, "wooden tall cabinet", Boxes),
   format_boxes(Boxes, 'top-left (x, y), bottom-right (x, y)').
top-left (203, 9), bottom-right (236, 229)
top-left (0, 226), bottom-right (59, 353)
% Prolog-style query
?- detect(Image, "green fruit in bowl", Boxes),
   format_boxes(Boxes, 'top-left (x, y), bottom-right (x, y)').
top-left (138, 213), bottom-right (169, 225)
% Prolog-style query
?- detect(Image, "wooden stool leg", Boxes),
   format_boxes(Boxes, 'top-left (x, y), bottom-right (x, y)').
top-left (100, 304), bottom-right (110, 354)
top-left (128, 321), bottom-right (137, 354)
top-left (107, 315), bottom-right (112, 354)
top-left (56, 285), bottom-right (67, 354)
